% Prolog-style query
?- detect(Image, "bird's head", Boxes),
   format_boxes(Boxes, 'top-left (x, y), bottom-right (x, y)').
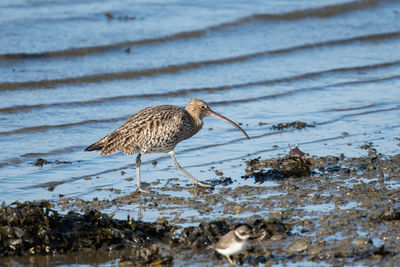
top-left (186, 98), bottom-right (250, 139)
top-left (235, 225), bottom-right (251, 240)
top-left (186, 98), bottom-right (213, 119)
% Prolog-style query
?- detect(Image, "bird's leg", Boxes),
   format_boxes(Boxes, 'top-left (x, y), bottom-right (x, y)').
top-left (168, 150), bottom-right (212, 188)
top-left (137, 205), bottom-right (143, 221)
top-left (226, 255), bottom-right (236, 265)
top-left (136, 154), bottom-right (149, 193)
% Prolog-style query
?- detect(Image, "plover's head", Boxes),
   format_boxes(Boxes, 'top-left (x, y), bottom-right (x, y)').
top-left (234, 225), bottom-right (251, 240)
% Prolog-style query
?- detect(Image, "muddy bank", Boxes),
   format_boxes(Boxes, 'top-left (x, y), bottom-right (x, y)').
top-left (0, 201), bottom-right (288, 265)
top-left (242, 150), bottom-right (400, 265)
top-left (2, 150), bottom-right (400, 265)
top-left (0, 201), bottom-right (173, 263)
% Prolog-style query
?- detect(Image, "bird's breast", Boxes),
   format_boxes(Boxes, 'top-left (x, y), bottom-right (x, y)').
top-left (216, 240), bottom-right (248, 256)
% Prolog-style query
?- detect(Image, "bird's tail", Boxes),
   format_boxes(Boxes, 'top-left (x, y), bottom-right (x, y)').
top-left (84, 132), bottom-right (125, 155)
top-left (84, 135), bottom-right (108, 152)
top-left (84, 142), bottom-right (104, 151)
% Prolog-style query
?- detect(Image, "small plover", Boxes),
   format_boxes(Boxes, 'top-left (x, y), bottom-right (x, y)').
top-left (208, 225), bottom-right (251, 265)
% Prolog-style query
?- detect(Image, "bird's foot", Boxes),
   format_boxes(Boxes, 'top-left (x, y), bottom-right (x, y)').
top-left (194, 180), bottom-right (213, 188)
top-left (226, 255), bottom-right (236, 265)
top-left (137, 186), bottom-right (150, 193)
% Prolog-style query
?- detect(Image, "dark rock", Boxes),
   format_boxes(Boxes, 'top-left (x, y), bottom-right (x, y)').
top-left (285, 239), bottom-right (310, 253)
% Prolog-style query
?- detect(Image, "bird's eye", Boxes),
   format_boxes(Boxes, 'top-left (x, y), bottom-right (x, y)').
top-left (201, 105), bottom-right (207, 110)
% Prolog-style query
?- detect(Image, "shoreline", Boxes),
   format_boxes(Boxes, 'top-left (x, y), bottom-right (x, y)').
top-left (1, 151), bottom-right (400, 265)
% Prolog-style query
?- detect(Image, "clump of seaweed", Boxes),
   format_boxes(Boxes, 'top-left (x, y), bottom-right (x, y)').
top-left (243, 155), bottom-right (312, 182)
top-left (0, 201), bottom-right (174, 258)
top-left (271, 121), bottom-right (314, 131)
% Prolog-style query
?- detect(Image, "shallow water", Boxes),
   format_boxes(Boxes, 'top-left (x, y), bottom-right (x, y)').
top-left (1, 0), bottom-right (400, 265)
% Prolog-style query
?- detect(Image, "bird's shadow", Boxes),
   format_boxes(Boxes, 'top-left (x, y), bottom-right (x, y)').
top-left (242, 169), bottom-right (285, 184)
top-left (207, 177), bottom-right (233, 186)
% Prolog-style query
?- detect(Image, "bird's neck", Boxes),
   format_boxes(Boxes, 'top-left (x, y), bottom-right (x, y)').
top-left (185, 107), bottom-right (204, 133)
top-left (234, 231), bottom-right (247, 242)
top-left (190, 116), bottom-right (203, 136)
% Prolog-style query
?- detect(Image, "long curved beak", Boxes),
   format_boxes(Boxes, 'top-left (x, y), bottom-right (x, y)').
top-left (208, 110), bottom-right (250, 140)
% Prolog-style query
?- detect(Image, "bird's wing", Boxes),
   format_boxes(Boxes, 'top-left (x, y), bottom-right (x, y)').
top-left (104, 105), bottom-right (186, 154)
top-left (117, 105), bottom-right (183, 132)
top-left (214, 232), bottom-right (234, 250)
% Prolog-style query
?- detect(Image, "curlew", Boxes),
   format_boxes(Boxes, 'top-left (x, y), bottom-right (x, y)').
top-left (85, 98), bottom-right (250, 193)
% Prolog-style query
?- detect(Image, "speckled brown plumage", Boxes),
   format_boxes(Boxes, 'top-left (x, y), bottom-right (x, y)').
top-left (85, 98), bottom-right (250, 192)
top-left (86, 105), bottom-right (202, 155)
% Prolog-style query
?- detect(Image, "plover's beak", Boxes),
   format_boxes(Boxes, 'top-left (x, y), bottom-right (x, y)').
top-left (208, 109), bottom-right (250, 140)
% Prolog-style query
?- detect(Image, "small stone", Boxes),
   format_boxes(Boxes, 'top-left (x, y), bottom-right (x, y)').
top-left (285, 239), bottom-right (309, 253)
top-left (354, 238), bottom-right (372, 246)
top-left (307, 193), bottom-right (315, 198)
top-left (105, 12), bottom-right (114, 19)
top-left (270, 234), bottom-right (283, 241)
top-left (270, 210), bottom-right (283, 216)
top-left (308, 246), bottom-right (321, 254)
top-left (58, 197), bottom-right (71, 205)
top-left (233, 204), bottom-right (244, 214)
